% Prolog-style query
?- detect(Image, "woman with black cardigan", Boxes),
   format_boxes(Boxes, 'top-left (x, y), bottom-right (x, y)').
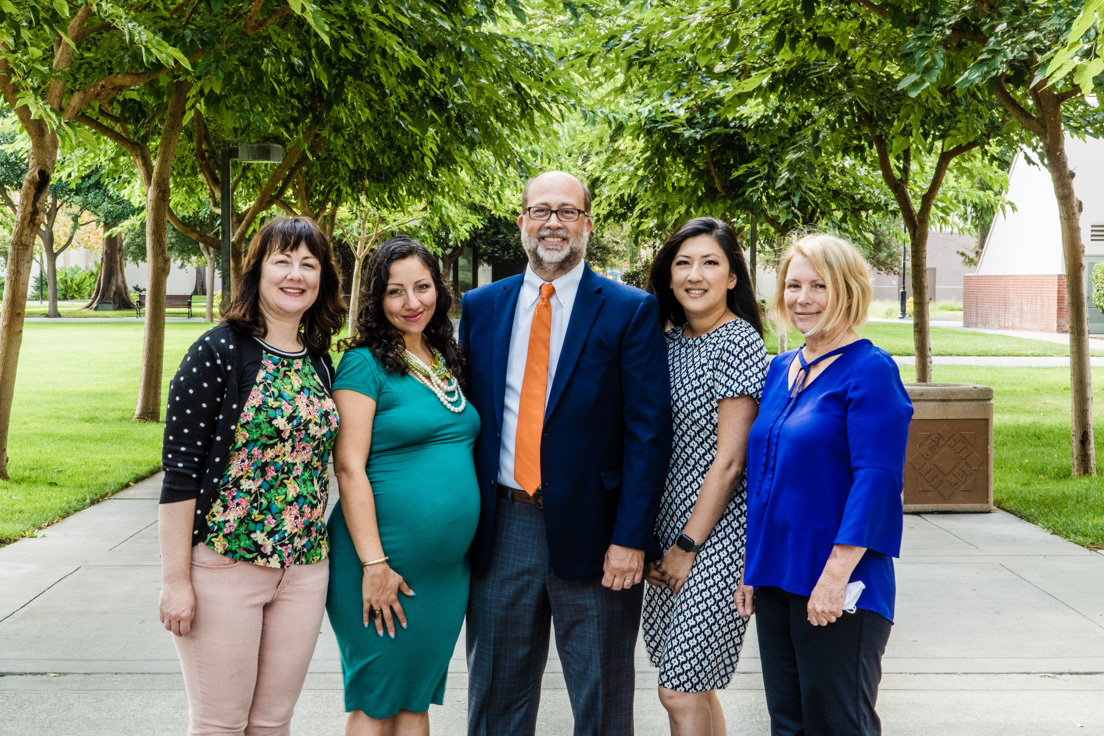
top-left (157, 216), bottom-right (345, 735)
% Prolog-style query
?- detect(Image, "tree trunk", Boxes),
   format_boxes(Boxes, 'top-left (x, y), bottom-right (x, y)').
top-left (0, 138), bottom-right (58, 478)
top-left (230, 226), bottom-right (245, 300)
top-left (39, 197), bottom-right (62, 318)
top-left (348, 254), bottom-right (365, 337)
top-left (910, 222), bottom-right (933, 383)
top-left (44, 242), bottom-right (61, 318)
top-left (198, 246), bottom-right (216, 323)
top-left (84, 226), bottom-right (135, 310)
top-left (749, 215), bottom-right (758, 296)
top-left (1037, 91), bottom-right (1095, 476)
top-left (134, 79), bottom-right (191, 422)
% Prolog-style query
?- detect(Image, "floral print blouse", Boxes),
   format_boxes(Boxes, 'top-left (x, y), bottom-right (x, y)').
top-left (204, 347), bottom-right (339, 568)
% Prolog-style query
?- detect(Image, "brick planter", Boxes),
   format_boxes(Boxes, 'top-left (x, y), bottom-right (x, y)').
top-left (902, 383), bottom-right (994, 513)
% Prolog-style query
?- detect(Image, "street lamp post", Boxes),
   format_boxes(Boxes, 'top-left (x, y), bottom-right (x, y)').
top-left (898, 230), bottom-right (908, 319)
top-left (219, 143), bottom-right (285, 301)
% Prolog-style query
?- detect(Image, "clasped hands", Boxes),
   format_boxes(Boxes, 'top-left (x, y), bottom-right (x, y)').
top-left (643, 544), bottom-right (695, 594)
top-left (362, 562), bottom-right (415, 639)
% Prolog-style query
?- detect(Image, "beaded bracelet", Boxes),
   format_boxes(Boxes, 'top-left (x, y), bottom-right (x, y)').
top-left (360, 556), bottom-right (389, 568)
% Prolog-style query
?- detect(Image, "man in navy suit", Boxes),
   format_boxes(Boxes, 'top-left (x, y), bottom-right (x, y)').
top-left (459, 171), bottom-right (672, 735)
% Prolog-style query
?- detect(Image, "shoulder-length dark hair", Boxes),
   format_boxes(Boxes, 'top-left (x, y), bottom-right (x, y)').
top-left (645, 217), bottom-right (764, 337)
top-left (222, 216), bottom-right (346, 356)
top-left (342, 234), bottom-right (466, 382)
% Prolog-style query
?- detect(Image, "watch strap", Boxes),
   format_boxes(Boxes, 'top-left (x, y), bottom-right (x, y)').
top-left (676, 533), bottom-right (703, 553)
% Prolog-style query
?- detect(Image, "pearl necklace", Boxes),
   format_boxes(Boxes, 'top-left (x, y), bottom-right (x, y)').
top-left (403, 348), bottom-right (466, 414)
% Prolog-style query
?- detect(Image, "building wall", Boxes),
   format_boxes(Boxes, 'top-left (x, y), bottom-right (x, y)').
top-left (28, 254), bottom-right (198, 298)
top-left (979, 136), bottom-right (1104, 277)
top-left (870, 231), bottom-right (975, 303)
top-left (977, 152), bottom-right (1065, 275)
top-left (125, 261), bottom-right (199, 295)
top-left (967, 136), bottom-right (1104, 332)
top-left (963, 274), bottom-right (1068, 332)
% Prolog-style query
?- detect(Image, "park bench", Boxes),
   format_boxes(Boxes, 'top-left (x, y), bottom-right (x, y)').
top-left (135, 293), bottom-right (193, 319)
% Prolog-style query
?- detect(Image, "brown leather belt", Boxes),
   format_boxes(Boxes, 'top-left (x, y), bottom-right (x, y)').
top-left (497, 483), bottom-right (543, 509)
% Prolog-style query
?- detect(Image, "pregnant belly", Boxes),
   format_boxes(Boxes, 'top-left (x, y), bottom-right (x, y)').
top-left (369, 471), bottom-right (480, 571)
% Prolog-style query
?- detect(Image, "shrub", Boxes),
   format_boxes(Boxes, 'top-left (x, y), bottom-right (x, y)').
top-left (56, 265), bottom-right (98, 301)
top-left (622, 258), bottom-right (652, 289)
top-left (1093, 262), bottom-right (1104, 316)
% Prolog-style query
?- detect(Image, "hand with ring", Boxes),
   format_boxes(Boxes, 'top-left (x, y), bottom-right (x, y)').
top-left (601, 544), bottom-right (644, 591)
top-left (362, 561), bottom-right (415, 639)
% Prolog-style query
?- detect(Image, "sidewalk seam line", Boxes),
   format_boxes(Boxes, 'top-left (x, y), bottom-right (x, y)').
top-left (0, 566), bottom-right (81, 624)
top-left (998, 562), bottom-right (1104, 633)
top-left (108, 519), bottom-right (158, 552)
top-left (916, 514), bottom-right (980, 549)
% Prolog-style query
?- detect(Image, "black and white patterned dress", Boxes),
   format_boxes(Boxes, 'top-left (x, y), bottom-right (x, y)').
top-left (643, 317), bottom-right (768, 692)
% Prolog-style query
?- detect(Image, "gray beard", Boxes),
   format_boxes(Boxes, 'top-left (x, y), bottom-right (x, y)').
top-left (521, 226), bottom-right (587, 272)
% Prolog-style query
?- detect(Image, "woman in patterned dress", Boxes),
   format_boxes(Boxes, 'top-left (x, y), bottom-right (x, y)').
top-left (643, 217), bottom-right (768, 735)
top-left (157, 216), bottom-right (346, 735)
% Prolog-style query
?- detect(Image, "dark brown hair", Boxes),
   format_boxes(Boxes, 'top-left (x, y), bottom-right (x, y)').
top-left (645, 217), bottom-right (764, 337)
top-left (342, 234), bottom-right (466, 382)
top-left (222, 216), bottom-right (346, 356)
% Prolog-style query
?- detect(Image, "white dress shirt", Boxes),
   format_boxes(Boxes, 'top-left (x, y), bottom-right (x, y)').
top-left (498, 260), bottom-right (585, 489)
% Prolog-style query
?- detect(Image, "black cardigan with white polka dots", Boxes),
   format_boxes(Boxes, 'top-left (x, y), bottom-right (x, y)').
top-left (158, 323), bottom-right (335, 543)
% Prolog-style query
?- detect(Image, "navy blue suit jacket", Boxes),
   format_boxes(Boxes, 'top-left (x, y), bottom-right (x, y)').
top-left (459, 264), bottom-right (672, 580)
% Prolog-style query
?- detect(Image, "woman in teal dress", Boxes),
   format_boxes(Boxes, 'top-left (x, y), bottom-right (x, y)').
top-left (327, 234), bottom-right (480, 735)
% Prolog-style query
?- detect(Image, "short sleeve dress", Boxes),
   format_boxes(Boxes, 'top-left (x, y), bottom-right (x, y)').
top-left (326, 348), bottom-right (481, 718)
top-left (642, 317), bottom-right (768, 692)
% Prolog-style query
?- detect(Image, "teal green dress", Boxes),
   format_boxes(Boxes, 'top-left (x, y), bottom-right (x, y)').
top-left (326, 347), bottom-right (480, 718)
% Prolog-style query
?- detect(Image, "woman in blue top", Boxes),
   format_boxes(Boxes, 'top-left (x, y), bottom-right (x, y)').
top-left (735, 233), bottom-right (912, 736)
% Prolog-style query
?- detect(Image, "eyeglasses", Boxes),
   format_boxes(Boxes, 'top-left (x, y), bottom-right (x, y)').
top-left (524, 206), bottom-right (589, 222)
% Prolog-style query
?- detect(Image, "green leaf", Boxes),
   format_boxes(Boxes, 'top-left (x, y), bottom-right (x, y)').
top-left (1073, 55), bottom-right (1104, 95)
top-left (729, 72), bottom-right (769, 94)
top-left (896, 73), bottom-right (920, 92)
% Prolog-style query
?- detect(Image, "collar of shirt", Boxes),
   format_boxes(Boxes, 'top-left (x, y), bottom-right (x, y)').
top-left (520, 259), bottom-right (585, 313)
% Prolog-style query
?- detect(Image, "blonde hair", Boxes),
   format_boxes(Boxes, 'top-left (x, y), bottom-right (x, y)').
top-left (770, 233), bottom-right (872, 338)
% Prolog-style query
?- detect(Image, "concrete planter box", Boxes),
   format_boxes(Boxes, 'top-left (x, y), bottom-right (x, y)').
top-left (902, 383), bottom-right (994, 513)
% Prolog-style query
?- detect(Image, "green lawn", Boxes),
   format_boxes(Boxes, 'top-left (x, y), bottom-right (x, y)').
top-left (1, 320), bottom-right (1103, 548)
top-left (0, 322), bottom-right (211, 543)
top-left (25, 300), bottom-right (137, 318)
top-left (869, 298), bottom-right (963, 320)
top-left (764, 321), bottom-right (1103, 357)
top-left (897, 365), bottom-right (1104, 547)
top-left (25, 297), bottom-right (217, 319)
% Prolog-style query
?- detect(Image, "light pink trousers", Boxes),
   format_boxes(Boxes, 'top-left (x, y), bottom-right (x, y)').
top-left (174, 543), bottom-right (330, 736)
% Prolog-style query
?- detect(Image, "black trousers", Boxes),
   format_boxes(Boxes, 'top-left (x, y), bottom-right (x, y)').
top-left (754, 586), bottom-right (892, 736)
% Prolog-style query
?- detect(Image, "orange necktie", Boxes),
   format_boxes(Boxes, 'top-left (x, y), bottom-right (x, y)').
top-left (514, 283), bottom-right (555, 496)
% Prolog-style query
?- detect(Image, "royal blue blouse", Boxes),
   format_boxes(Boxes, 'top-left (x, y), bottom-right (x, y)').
top-left (744, 339), bottom-right (913, 622)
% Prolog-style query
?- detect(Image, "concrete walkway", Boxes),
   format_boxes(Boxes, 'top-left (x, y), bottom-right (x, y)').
top-left (892, 355), bottom-right (1104, 367)
top-left (3, 474), bottom-right (1104, 735)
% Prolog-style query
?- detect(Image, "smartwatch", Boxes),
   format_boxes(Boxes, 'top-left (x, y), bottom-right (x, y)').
top-left (676, 533), bottom-right (703, 553)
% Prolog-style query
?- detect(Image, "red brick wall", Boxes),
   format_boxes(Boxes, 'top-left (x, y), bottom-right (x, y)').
top-left (963, 274), bottom-right (1068, 332)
